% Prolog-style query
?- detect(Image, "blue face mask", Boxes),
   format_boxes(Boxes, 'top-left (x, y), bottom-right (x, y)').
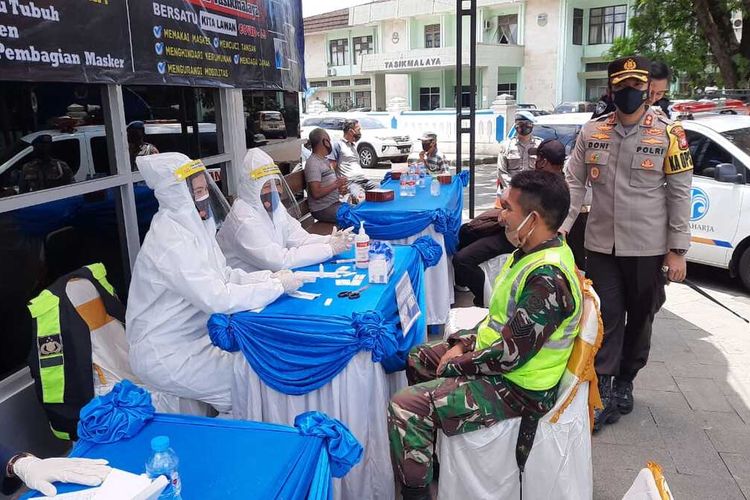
top-left (261, 191), bottom-right (280, 213)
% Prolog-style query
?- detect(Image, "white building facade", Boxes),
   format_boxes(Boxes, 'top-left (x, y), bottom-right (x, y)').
top-left (303, 0), bottom-right (635, 111)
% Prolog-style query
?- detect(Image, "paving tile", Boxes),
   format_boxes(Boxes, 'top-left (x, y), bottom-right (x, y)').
top-left (721, 452), bottom-right (750, 499)
top-left (666, 471), bottom-right (746, 500)
top-left (592, 442), bottom-right (676, 474)
top-left (609, 404), bottom-right (664, 447)
top-left (686, 339), bottom-right (732, 365)
top-left (665, 359), bottom-right (731, 380)
top-left (658, 426), bottom-right (733, 477)
top-left (707, 425), bottom-right (750, 454)
top-left (633, 361), bottom-right (679, 393)
top-left (592, 465), bottom-right (640, 500)
top-left (637, 389), bottom-right (692, 430)
top-left (673, 376), bottom-right (734, 412)
top-left (693, 410), bottom-right (748, 431)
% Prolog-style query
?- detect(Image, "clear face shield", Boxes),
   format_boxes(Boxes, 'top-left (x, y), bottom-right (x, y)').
top-left (251, 165), bottom-right (300, 223)
top-left (184, 167), bottom-right (230, 230)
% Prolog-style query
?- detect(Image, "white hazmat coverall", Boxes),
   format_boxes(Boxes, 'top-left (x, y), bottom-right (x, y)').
top-left (218, 149), bottom-right (334, 273)
top-left (126, 153), bottom-right (285, 414)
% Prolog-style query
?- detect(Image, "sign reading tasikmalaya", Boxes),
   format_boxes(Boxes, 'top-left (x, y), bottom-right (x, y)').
top-left (0, 0), bottom-right (304, 91)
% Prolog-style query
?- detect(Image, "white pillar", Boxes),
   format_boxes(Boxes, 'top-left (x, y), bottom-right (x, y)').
top-left (491, 94), bottom-right (517, 143)
top-left (217, 88), bottom-right (246, 198)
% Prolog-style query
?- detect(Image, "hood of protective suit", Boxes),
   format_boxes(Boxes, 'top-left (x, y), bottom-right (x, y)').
top-left (138, 152), bottom-right (202, 215)
top-left (237, 149), bottom-right (299, 227)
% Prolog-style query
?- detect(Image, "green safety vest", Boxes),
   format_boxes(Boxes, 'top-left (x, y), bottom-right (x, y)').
top-left (476, 242), bottom-right (582, 391)
top-left (27, 263), bottom-right (123, 440)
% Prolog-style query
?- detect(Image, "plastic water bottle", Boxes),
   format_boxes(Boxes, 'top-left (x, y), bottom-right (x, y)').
top-left (407, 163), bottom-right (416, 196)
top-left (355, 221), bottom-right (370, 269)
top-left (415, 162), bottom-right (425, 188)
top-left (431, 177), bottom-right (441, 197)
top-left (145, 436), bottom-right (182, 499)
top-left (399, 174), bottom-right (408, 197)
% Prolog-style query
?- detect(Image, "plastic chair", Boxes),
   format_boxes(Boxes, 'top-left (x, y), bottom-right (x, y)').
top-left (437, 280), bottom-right (603, 500)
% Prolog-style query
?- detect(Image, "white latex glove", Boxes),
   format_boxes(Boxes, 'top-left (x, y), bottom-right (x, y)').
top-left (330, 236), bottom-right (352, 255)
top-left (13, 456), bottom-right (111, 497)
top-left (331, 226), bottom-right (354, 241)
top-left (272, 270), bottom-right (303, 293)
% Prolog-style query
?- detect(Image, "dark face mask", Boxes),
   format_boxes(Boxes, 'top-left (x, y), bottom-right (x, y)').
top-left (260, 191), bottom-right (279, 213)
top-left (352, 132), bottom-right (362, 142)
top-left (515, 124), bottom-right (533, 136)
top-left (322, 139), bottom-right (332, 155)
top-left (613, 86), bottom-right (648, 114)
top-left (654, 97), bottom-right (670, 114)
top-left (194, 197), bottom-right (210, 220)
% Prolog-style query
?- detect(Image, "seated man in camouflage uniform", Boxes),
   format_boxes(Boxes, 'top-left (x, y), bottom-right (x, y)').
top-left (388, 170), bottom-right (583, 500)
top-left (19, 134), bottom-right (74, 193)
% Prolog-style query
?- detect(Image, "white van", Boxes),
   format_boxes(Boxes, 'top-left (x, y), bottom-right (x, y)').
top-left (0, 123), bottom-right (220, 192)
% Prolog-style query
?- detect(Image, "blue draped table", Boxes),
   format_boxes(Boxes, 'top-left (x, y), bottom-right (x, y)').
top-left (336, 171), bottom-right (469, 325)
top-left (24, 413), bottom-right (347, 500)
top-left (208, 244), bottom-right (431, 500)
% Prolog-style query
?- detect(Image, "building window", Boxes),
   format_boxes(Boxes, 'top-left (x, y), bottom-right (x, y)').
top-left (419, 87), bottom-right (441, 111)
top-left (497, 83), bottom-right (517, 99)
top-left (331, 79), bottom-right (350, 87)
top-left (452, 85), bottom-right (473, 109)
top-left (589, 5), bottom-right (627, 45)
top-left (586, 78), bottom-right (609, 101)
top-left (329, 38), bottom-right (348, 66)
top-left (355, 91), bottom-right (371, 109)
top-left (572, 8), bottom-right (583, 45)
top-left (497, 15), bottom-right (518, 45)
top-left (585, 62), bottom-right (609, 72)
top-left (353, 35), bottom-right (373, 64)
top-left (309, 80), bottom-right (328, 87)
top-left (425, 24), bottom-right (441, 48)
top-left (331, 91), bottom-right (351, 111)
top-left (354, 78), bottom-right (371, 86)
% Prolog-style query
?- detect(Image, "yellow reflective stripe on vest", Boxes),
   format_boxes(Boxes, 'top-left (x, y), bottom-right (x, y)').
top-left (86, 263), bottom-right (114, 296)
top-left (51, 426), bottom-right (70, 441)
top-left (28, 290), bottom-right (65, 404)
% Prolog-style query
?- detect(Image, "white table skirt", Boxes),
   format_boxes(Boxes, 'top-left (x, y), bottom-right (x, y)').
top-left (231, 351), bottom-right (408, 500)
top-left (388, 225), bottom-right (454, 325)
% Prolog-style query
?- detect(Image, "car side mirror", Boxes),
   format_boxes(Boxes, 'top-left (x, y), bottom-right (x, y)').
top-left (714, 163), bottom-right (746, 184)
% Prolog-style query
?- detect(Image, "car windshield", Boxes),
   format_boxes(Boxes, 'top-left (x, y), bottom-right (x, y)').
top-left (721, 127), bottom-right (750, 156)
top-left (262, 113), bottom-right (283, 121)
top-left (534, 124), bottom-right (581, 153)
top-left (0, 139), bottom-right (31, 165)
top-left (357, 117), bottom-right (386, 129)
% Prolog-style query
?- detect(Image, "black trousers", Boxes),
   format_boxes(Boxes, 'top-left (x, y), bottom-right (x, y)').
top-left (452, 224), bottom-right (514, 307)
top-left (568, 212), bottom-right (588, 272)
top-left (586, 251), bottom-right (666, 381)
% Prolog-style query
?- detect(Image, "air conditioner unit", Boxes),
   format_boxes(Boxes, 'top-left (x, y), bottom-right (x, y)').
top-left (484, 20), bottom-right (492, 30)
top-left (327, 68), bottom-right (337, 76)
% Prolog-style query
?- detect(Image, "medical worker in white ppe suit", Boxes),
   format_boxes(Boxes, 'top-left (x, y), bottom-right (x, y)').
top-left (218, 148), bottom-right (352, 273)
top-left (126, 153), bottom-right (303, 415)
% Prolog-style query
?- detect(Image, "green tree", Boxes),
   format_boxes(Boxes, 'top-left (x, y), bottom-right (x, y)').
top-left (609, 0), bottom-right (750, 92)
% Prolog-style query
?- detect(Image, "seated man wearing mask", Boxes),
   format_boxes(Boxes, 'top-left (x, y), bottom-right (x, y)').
top-left (218, 149), bottom-right (353, 273)
top-left (127, 153), bottom-right (304, 415)
top-left (389, 170), bottom-right (582, 500)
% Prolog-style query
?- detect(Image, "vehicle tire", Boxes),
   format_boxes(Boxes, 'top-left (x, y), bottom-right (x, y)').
top-left (359, 144), bottom-right (377, 168)
top-left (393, 155), bottom-right (408, 164)
top-left (738, 247), bottom-right (750, 290)
top-left (281, 132), bottom-right (288, 139)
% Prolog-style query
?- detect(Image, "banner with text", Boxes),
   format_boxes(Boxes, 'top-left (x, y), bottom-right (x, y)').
top-left (0, 0), bottom-right (304, 91)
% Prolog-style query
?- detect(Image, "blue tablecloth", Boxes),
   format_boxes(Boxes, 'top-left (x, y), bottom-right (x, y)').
top-left (209, 244), bottom-right (429, 395)
top-left (24, 413), bottom-right (345, 500)
top-left (336, 171), bottom-right (469, 254)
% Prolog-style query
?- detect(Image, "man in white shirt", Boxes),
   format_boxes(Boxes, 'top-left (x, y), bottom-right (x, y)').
top-left (331, 119), bottom-right (378, 191)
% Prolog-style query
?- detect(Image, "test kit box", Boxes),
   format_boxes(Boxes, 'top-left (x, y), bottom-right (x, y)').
top-left (365, 189), bottom-right (395, 202)
top-left (368, 241), bottom-right (394, 284)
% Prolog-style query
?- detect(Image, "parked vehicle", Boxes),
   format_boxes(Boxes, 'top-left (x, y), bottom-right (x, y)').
top-left (531, 112), bottom-right (592, 154)
top-left (254, 111), bottom-right (288, 139)
top-left (300, 114), bottom-right (411, 168)
top-left (0, 123), bottom-right (220, 192)
top-left (554, 101), bottom-right (597, 114)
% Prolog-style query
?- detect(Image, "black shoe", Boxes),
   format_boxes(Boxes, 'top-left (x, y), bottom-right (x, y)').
top-left (612, 378), bottom-right (634, 415)
top-left (593, 375), bottom-right (621, 432)
top-left (401, 485), bottom-right (432, 500)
